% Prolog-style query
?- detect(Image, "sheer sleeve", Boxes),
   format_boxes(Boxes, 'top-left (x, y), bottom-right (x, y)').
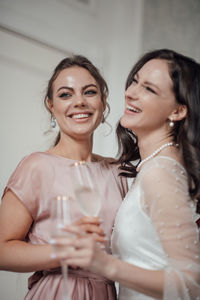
top-left (140, 157), bottom-right (200, 299)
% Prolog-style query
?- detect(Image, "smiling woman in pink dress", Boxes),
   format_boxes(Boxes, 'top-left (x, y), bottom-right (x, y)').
top-left (0, 55), bottom-right (128, 300)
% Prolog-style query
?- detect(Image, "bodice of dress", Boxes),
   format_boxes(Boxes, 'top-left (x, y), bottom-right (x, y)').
top-left (111, 156), bottom-right (200, 300)
top-left (5, 152), bottom-right (128, 254)
top-left (112, 181), bottom-right (168, 270)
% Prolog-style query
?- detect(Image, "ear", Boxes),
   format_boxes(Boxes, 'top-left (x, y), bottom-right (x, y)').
top-left (46, 97), bottom-right (54, 114)
top-left (169, 104), bottom-right (187, 122)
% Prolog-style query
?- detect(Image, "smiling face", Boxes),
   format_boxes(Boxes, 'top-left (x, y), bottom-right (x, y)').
top-left (48, 66), bottom-right (104, 140)
top-left (120, 59), bottom-right (182, 137)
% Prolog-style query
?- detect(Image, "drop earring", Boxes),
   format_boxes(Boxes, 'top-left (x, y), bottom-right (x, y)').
top-left (101, 114), bottom-right (105, 124)
top-left (169, 118), bottom-right (174, 128)
top-left (51, 116), bottom-right (56, 128)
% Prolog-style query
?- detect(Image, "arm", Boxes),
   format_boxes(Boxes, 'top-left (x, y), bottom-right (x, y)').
top-left (0, 190), bottom-right (60, 272)
top-left (0, 191), bottom-right (105, 272)
top-left (0, 153), bottom-right (106, 273)
top-left (58, 226), bottom-right (164, 299)
top-left (141, 163), bottom-right (200, 299)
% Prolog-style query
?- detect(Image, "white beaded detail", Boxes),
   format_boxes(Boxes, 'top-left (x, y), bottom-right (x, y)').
top-left (136, 142), bottom-right (179, 172)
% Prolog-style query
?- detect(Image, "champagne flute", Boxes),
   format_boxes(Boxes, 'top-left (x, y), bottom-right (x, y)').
top-left (72, 161), bottom-right (101, 217)
top-left (72, 162), bottom-right (107, 250)
top-left (50, 195), bottom-right (71, 300)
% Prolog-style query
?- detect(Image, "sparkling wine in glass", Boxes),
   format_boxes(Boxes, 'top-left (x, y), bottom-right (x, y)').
top-left (73, 161), bottom-right (101, 217)
top-left (50, 195), bottom-right (72, 300)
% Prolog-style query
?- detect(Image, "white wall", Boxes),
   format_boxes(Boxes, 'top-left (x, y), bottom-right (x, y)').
top-left (141, 0), bottom-right (200, 61)
top-left (0, 27), bottom-right (68, 300)
top-left (0, 0), bottom-right (143, 298)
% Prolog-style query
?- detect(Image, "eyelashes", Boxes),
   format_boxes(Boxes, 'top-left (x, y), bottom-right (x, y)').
top-left (130, 78), bottom-right (157, 94)
top-left (145, 87), bottom-right (156, 94)
top-left (84, 90), bottom-right (97, 95)
top-left (59, 92), bottom-right (71, 98)
top-left (58, 89), bottom-right (98, 99)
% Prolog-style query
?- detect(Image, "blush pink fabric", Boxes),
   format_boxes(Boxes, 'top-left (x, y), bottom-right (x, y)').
top-left (4, 152), bottom-right (128, 300)
top-left (27, 268), bottom-right (117, 300)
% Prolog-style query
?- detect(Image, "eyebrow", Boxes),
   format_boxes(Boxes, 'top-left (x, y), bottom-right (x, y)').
top-left (57, 84), bottom-right (98, 93)
top-left (135, 73), bottom-right (160, 91)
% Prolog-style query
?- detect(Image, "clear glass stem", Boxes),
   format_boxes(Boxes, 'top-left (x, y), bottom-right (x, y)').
top-left (61, 261), bottom-right (70, 300)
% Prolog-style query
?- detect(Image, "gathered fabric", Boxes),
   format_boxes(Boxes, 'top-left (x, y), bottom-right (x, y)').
top-left (27, 268), bottom-right (117, 300)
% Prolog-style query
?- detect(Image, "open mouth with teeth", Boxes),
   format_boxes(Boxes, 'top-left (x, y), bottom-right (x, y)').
top-left (126, 104), bottom-right (142, 113)
top-left (69, 113), bottom-right (92, 119)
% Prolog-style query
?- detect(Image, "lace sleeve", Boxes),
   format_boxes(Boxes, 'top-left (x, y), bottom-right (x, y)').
top-left (140, 157), bottom-right (200, 299)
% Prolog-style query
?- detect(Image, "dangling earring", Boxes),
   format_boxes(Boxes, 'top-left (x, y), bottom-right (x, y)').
top-left (169, 118), bottom-right (174, 128)
top-left (51, 115), bottom-right (56, 128)
top-left (101, 114), bottom-right (105, 124)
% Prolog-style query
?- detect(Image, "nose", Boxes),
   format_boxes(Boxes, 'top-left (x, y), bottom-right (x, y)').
top-left (125, 83), bottom-right (139, 101)
top-left (73, 93), bottom-right (86, 107)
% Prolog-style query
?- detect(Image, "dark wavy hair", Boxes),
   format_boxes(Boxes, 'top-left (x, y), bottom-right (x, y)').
top-left (116, 49), bottom-right (200, 213)
top-left (44, 55), bottom-right (109, 145)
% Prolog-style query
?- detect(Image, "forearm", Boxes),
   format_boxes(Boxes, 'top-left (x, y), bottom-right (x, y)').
top-left (102, 254), bottom-right (164, 299)
top-left (0, 240), bottom-right (60, 272)
top-left (62, 226), bottom-right (164, 298)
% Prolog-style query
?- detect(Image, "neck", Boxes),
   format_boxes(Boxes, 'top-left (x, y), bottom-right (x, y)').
top-left (136, 137), bottom-right (179, 172)
top-left (49, 133), bottom-right (94, 162)
top-left (137, 131), bottom-right (172, 160)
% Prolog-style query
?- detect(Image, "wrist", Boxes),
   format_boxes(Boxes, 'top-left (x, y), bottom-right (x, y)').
top-left (103, 253), bottom-right (119, 281)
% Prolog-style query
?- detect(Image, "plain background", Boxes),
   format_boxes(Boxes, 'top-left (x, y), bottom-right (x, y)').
top-left (0, 0), bottom-right (200, 299)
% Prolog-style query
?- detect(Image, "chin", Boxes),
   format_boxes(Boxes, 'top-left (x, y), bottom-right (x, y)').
top-left (120, 116), bottom-right (131, 129)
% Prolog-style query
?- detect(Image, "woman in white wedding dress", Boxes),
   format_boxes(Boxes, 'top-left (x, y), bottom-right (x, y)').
top-left (54, 49), bottom-right (200, 299)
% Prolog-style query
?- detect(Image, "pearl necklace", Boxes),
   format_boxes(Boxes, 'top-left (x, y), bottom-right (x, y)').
top-left (136, 142), bottom-right (179, 172)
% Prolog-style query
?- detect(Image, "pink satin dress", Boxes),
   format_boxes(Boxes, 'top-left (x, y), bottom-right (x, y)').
top-left (4, 152), bottom-right (128, 300)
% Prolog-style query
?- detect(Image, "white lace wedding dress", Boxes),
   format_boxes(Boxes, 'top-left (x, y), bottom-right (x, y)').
top-left (111, 156), bottom-right (200, 299)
